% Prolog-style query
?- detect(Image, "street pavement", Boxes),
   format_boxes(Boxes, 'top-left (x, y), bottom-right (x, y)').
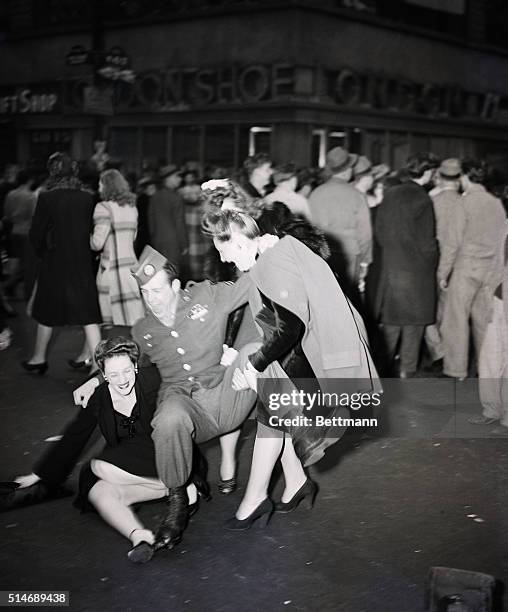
top-left (1, 304), bottom-right (507, 612)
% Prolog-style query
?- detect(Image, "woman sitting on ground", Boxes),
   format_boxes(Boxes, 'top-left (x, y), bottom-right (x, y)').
top-left (13, 337), bottom-right (207, 563)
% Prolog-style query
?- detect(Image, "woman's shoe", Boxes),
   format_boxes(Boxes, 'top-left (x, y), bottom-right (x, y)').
top-left (127, 541), bottom-right (154, 564)
top-left (67, 358), bottom-right (91, 370)
top-left (274, 479), bottom-right (318, 514)
top-left (218, 477), bottom-right (237, 495)
top-left (225, 498), bottom-right (274, 531)
top-left (188, 497), bottom-right (200, 518)
top-left (21, 361), bottom-right (48, 376)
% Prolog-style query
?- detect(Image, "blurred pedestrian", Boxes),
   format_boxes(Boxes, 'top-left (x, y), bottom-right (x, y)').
top-left (179, 170), bottom-right (211, 282)
top-left (134, 177), bottom-right (157, 257)
top-left (23, 152), bottom-right (101, 374)
top-left (264, 163), bottom-right (311, 220)
top-left (148, 165), bottom-right (188, 273)
top-left (474, 203), bottom-right (508, 431)
top-left (3, 170), bottom-right (37, 299)
top-left (439, 159), bottom-right (506, 379)
top-left (90, 169), bottom-right (144, 328)
top-left (309, 146), bottom-right (372, 302)
top-left (424, 159), bottom-right (462, 371)
top-left (375, 153), bottom-right (439, 377)
top-left (242, 153), bottom-right (273, 198)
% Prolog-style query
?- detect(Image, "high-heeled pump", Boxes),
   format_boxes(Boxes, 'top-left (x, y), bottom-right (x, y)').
top-left (127, 541), bottom-right (154, 564)
top-left (274, 479), bottom-right (318, 514)
top-left (218, 476), bottom-right (237, 495)
top-left (21, 361), bottom-right (48, 376)
top-left (225, 498), bottom-right (274, 531)
top-left (67, 358), bottom-right (91, 370)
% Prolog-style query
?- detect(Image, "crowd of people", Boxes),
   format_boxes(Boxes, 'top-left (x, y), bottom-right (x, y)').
top-left (0, 142), bottom-right (507, 564)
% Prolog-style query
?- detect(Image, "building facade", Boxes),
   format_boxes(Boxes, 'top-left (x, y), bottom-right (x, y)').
top-left (1, 0), bottom-right (508, 173)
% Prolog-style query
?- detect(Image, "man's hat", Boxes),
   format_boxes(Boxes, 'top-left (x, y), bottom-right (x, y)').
top-left (372, 163), bottom-right (390, 181)
top-left (326, 147), bottom-right (358, 174)
top-left (353, 155), bottom-right (373, 178)
top-left (438, 158), bottom-right (462, 179)
top-left (137, 176), bottom-right (157, 189)
top-left (159, 164), bottom-right (182, 179)
top-left (132, 245), bottom-right (168, 286)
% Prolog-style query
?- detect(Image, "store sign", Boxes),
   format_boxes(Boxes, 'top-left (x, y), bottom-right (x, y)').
top-left (329, 68), bottom-right (501, 121)
top-left (0, 88), bottom-right (58, 114)
top-left (59, 63), bottom-right (507, 123)
top-left (104, 63), bottom-right (295, 109)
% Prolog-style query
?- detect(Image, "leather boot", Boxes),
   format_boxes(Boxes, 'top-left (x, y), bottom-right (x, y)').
top-left (154, 486), bottom-right (189, 551)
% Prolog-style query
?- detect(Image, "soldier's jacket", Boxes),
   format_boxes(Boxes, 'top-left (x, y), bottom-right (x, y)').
top-left (132, 274), bottom-right (251, 394)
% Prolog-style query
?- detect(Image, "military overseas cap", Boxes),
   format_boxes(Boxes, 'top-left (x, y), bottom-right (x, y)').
top-left (132, 245), bottom-right (168, 286)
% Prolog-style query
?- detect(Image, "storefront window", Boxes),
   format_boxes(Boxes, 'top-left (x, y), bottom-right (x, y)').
top-left (109, 128), bottom-right (139, 173)
top-left (172, 125), bottom-right (201, 167)
top-left (142, 127), bottom-right (167, 170)
top-left (243, 126), bottom-right (272, 157)
top-left (328, 129), bottom-right (347, 151)
top-left (312, 129), bottom-right (327, 168)
top-left (205, 125), bottom-right (235, 171)
top-left (29, 129), bottom-right (72, 165)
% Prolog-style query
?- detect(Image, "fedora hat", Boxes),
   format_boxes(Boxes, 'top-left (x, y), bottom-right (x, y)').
top-left (353, 155), bottom-right (373, 178)
top-left (159, 164), bottom-right (182, 179)
top-left (326, 147), bottom-right (358, 174)
top-left (372, 164), bottom-right (390, 181)
top-left (438, 158), bottom-right (462, 179)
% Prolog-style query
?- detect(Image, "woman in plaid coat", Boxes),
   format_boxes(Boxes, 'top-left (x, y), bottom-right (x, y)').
top-left (91, 169), bottom-right (144, 327)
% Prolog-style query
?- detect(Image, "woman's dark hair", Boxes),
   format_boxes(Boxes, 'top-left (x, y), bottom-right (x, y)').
top-left (46, 152), bottom-right (85, 190)
top-left (47, 152), bottom-right (76, 179)
top-left (94, 337), bottom-right (140, 374)
top-left (272, 162), bottom-right (297, 186)
top-left (405, 153), bottom-right (440, 179)
top-left (100, 169), bottom-right (136, 206)
top-left (462, 158), bottom-right (488, 185)
top-left (201, 178), bottom-right (254, 211)
top-left (243, 153), bottom-right (272, 178)
top-left (203, 200), bottom-right (330, 260)
top-left (257, 201), bottom-right (330, 260)
top-left (202, 208), bottom-right (260, 242)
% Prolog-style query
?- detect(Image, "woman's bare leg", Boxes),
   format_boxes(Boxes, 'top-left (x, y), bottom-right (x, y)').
top-left (89, 460), bottom-right (167, 545)
top-left (91, 459), bottom-right (197, 503)
top-left (219, 429), bottom-right (241, 481)
top-left (83, 324), bottom-right (101, 368)
top-left (75, 339), bottom-right (91, 363)
top-left (279, 436), bottom-right (307, 503)
top-left (28, 324), bottom-right (52, 363)
top-left (234, 423), bottom-right (283, 520)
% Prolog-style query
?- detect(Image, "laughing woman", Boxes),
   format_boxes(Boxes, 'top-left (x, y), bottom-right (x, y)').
top-left (13, 337), bottom-right (205, 563)
top-left (202, 209), bottom-right (380, 529)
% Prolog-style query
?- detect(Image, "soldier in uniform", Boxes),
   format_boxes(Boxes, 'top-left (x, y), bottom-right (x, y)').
top-left (74, 246), bottom-right (260, 551)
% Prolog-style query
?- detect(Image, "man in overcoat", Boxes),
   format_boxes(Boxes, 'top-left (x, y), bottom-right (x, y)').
top-left (374, 153), bottom-right (439, 377)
